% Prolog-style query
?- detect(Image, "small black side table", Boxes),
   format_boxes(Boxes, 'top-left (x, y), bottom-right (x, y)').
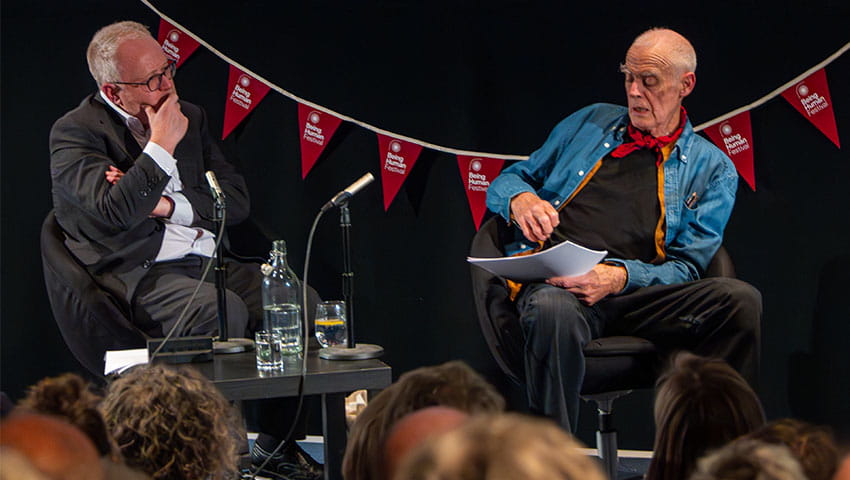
top-left (195, 350), bottom-right (391, 480)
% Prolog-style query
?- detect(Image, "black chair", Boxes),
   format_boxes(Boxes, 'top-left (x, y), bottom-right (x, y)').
top-left (40, 210), bottom-right (148, 377)
top-left (470, 216), bottom-right (735, 479)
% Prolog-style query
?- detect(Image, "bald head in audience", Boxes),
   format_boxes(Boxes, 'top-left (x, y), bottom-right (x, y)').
top-left (384, 406), bottom-right (469, 479)
top-left (343, 361), bottom-right (505, 480)
top-left (0, 412), bottom-right (105, 480)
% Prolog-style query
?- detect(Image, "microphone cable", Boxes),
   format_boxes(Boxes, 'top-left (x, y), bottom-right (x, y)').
top-left (247, 207), bottom-right (326, 479)
top-left (149, 207), bottom-right (227, 361)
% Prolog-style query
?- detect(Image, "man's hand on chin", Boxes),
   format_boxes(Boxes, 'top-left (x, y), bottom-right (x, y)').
top-left (546, 264), bottom-right (627, 306)
top-left (145, 92), bottom-right (188, 155)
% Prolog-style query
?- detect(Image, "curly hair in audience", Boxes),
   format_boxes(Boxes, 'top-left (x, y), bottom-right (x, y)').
top-left (17, 373), bottom-right (116, 458)
top-left (100, 364), bottom-right (243, 480)
top-left (646, 352), bottom-right (765, 480)
top-left (690, 439), bottom-right (806, 480)
top-left (342, 360), bottom-right (505, 480)
top-left (742, 418), bottom-right (838, 480)
top-left (395, 413), bottom-right (605, 480)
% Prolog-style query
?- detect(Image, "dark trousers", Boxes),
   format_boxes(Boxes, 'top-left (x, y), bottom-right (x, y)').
top-left (132, 255), bottom-right (264, 338)
top-left (131, 255), bottom-right (321, 440)
top-left (516, 277), bottom-right (761, 432)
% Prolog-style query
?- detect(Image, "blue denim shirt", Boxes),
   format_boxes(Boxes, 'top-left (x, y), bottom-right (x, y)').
top-left (486, 103), bottom-right (738, 293)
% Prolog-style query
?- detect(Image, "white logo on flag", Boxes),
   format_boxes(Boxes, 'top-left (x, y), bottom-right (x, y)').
top-left (230, 75), bottom-right (253, 109)
top-left (385, 141), bottom-right (407, 174)
top-left (468, 159), bottom-right (489, 192)
top-left (162, 30), bottom-right (182, 61)
top-left (719, 122), bottom-right (749, 156)
top-left (795, 80), bottom-right (828, 116)
top-left (303, 111), bottom-right (326, 145)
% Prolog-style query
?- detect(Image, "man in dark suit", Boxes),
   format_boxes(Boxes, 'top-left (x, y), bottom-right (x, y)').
top-left (49, 21), bottom-right (321, 479)
top-left (50, 20), bottom-right (256, 337)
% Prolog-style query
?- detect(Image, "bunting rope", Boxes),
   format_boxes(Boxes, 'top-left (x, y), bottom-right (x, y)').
top-left (141, 0), bottom-right (846, 159)
top-left (693, 41), bottom-right (850, 132)
top-left (140, 0), bottom-right (528, 160)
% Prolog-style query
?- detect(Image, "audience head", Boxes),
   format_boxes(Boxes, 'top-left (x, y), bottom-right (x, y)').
top-left (342, 360), bottom-right (505, 480)
top-left (0, 447), bottom-right (50, 480)
top-left (394, 412), bottom-right (605, 480)
top-left (835, 453), bottom-right (850, 480)
top-left (743, 418), bottom-right (838, 480)
top-left (689, 439), bottom-right (806, 480)
top-left (384, 406), bottom-right (469, 480)
top-left (0, 412), bottom-right (105, 480)
top-left (647, 352), bottom-right (765, 480)
top-left (100, 364), bottom-right (242, 480)
top-left (17, 372), bottom-right (116, 458)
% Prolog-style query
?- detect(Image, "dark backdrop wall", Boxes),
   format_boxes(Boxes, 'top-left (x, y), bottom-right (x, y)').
top-left (3, 1), bottom-right (849, 448)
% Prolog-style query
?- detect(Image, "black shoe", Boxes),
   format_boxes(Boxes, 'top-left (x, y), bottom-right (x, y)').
top-left (251, 440), bottom-right (323, 480)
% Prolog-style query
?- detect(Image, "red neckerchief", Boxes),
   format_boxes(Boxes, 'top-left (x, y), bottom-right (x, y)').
top-left (610, 106), bottom-right (687, 166)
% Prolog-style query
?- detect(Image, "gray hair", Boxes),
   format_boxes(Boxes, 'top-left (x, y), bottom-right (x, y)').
top-left (631, 27), bottom-right (697, 75)
top-left (86, 21), bottom-right (152, 86)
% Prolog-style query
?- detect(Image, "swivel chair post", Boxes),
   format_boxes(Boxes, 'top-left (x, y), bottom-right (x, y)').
top-left (585, 390), bottom-right (631, 480)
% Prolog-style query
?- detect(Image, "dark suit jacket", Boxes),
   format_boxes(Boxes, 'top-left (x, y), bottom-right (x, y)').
top-left (49, 93), bottom-right (250, 303)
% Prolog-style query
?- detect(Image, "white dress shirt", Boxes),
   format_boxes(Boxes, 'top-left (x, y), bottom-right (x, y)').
top-left (99, 91), bottom-right (215, 261)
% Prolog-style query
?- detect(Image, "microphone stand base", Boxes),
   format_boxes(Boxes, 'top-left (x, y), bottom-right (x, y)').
top-left (213, 338), bottom-right (254, 354)
top-left (319, 343), bottom-right (384, 360)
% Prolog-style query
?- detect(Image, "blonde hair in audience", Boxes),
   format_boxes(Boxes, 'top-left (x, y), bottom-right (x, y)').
top-left (690, 439), bottom-right (806, 480)
top-left (395, 413), bottom-right (605, 480)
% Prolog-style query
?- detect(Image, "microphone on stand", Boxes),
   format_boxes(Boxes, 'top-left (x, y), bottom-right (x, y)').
top-left (205, 170), bottom-right (226, 204)
top-left (321, 173), bottom-right (374, 212)
top-left (204, 170), bottom-right (252, 354)
top-left (314, 172), bottom-right (383, 360)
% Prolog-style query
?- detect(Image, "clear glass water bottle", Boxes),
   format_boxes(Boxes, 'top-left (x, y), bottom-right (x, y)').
top-left (261, 240), bottom-right (303, 355)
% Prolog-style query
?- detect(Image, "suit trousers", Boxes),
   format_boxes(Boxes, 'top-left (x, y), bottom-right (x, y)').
top-left (516, 277), bottom-right (761, 432)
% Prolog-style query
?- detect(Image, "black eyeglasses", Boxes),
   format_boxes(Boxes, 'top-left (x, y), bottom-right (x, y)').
top-left (112, 61), bottom-right (176, 92)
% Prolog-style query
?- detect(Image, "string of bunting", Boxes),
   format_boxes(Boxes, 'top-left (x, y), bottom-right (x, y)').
top-left (144, 0), bottom-right (846, 229)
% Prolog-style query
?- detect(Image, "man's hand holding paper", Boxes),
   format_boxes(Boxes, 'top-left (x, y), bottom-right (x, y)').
top-left (546, 263), bottom-right (627, 306)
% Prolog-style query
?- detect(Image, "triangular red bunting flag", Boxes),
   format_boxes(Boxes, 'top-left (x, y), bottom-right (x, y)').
top-left (156, 19), bottom-right (200, 68)
top-left (705, 111), bottom-right (756, 191)
top-left (298, 104), bottom-right (343, 178)
top-left (457, 156), bottom-right (505, 230)
top-left (781, 68), bottom-right (841, 148)
top-left (377, 135), bottom-right (423, 210)
top-left (222, 66), bottom-right (271, 139)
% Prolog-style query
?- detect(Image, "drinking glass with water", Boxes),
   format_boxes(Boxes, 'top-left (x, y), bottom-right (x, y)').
top-left (255, 330), bottom-right (283, 370)
top-left (315, 301), bottom-right (347, 348)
